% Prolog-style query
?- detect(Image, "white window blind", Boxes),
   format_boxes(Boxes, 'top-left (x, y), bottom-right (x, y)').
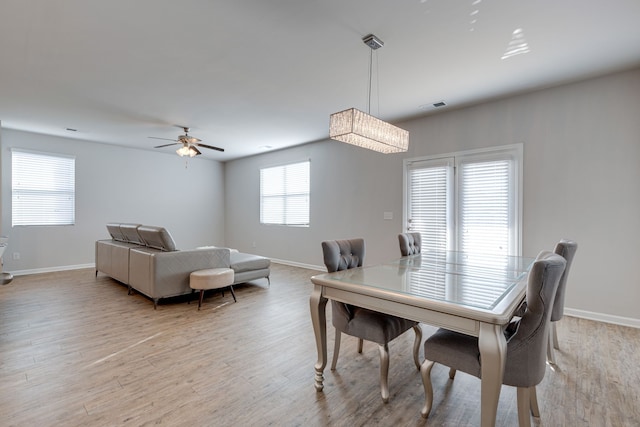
top-left (260, 161), bottom-right (310, 226)
top-left (12, 149), bottom-right (76, 226)
top-left (406, 158), bottom-right (452, 252)
top-left (404, 145), bottom-right (521, 256)
top-left (458, 159), bottom-right (513, 255)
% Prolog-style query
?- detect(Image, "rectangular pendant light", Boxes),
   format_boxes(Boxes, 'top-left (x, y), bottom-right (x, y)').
top-left (329, 108), bottom-right (409, 154)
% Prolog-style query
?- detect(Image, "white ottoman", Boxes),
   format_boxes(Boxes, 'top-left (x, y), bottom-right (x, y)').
top-left (189, 268), bottom-right (235, 310)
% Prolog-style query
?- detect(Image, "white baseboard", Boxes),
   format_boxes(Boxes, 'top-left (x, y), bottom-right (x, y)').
top-left (9, 263), bottom-right (94, 276)
top-left (565, 308), bottom-right (640, 329)
top-left (271, 258), bottom-right (324, 271)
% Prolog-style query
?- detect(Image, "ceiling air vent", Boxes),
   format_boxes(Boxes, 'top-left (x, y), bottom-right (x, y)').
top-left (433, 101), bottom-right (446, 108)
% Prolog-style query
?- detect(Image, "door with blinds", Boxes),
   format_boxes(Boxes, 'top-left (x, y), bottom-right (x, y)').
top-left (404, 145), bottom-right (522, 256)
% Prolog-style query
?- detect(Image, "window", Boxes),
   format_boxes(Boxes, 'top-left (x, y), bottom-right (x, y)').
top-left (12, 149), bottom-right (75, 226)
top-left (260, 160), bottom-right (310, 226)
top-left (404, 145), bottom-right (522, 255)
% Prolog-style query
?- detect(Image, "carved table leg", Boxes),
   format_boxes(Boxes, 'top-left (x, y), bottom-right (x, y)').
top-left (309, 285), bottom-right (328, 391)
top-left (479, 322), bottom-right (507, 427)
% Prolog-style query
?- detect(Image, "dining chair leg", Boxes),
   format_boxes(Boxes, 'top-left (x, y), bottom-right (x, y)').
top-left (448, 368), bottom-right (457, 379)
top-left (357, 338), bottom-right (364, 354)
top-left (420, 359), bottom-right (435, 418)
top-left (331, 329), bottom-right (342, 370)
top-left (547, 328), bottom-right (557, 365)
top-left (378, 343), bottom-right (390, 403)
top-left (529, 386), bottom-right (540, 417)
top-left (412, 325), bottom-right (423, 370)
top-left (516, 387), bottom-right (532, 427)
top-left (552, 321), bottom-right (560, 350)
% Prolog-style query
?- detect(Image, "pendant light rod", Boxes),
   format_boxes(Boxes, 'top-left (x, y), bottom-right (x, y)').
top-left (363, 34), bottom-right (383, 114)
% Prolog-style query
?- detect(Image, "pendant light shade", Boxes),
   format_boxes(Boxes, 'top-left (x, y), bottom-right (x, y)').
top-left (329, 108), bottom-right (409, 154)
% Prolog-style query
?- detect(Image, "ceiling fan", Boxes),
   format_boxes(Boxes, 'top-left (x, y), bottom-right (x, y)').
top-left (149, 127), bottom-right (224, 157)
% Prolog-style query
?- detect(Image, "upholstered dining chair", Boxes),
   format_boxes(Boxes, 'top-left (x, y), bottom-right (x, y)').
top-left (419, 251), bottom-right (566, 426)
top-left (322, 238), bottom-right (423, 403)
top-left (398, 232), bottom-right (422, 256)
top-left (547, 239), bottom-right (578, 365)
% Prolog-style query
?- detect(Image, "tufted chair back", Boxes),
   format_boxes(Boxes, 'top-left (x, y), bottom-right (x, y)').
top-left (502, 251), bottom-right (566, 386)
top-left (398, 233), bottom-right (422, 256)
top-left (550, 239), bottom-right (578, 322)
top-left (321, 239), bottom-right (365, 273)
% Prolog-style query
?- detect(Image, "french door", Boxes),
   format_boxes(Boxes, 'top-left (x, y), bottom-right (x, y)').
top-left (404, 145), bottom-right (522, 256)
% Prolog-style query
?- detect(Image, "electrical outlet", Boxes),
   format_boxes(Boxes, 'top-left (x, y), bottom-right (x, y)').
top-left (12, 252), bottom-right (20, 260)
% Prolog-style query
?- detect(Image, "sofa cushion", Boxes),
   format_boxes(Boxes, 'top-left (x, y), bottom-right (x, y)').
top-left (137, 225), bottom-right (177, 251)
top-left (119, 223), bottom-right (144, 244)
top-left (107, 223), bottom-right (127, 242)
top-left (230, 252), bottom-right (270, 273)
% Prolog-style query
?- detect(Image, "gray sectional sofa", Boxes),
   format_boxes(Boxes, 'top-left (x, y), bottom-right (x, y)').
top-left (95, 223), bottom-right (270, 308)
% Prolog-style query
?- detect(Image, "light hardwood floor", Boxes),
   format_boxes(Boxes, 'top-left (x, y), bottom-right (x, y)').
top-left (0, 264), bottom-right (638, 426)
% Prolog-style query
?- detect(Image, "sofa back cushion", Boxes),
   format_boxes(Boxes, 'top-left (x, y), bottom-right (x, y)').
top-left (119, 223), bottom-right (145, 244)
top-left (137, 226), bottom-right (177, 251)
top-left (107, 223), bottom-right (127, 242)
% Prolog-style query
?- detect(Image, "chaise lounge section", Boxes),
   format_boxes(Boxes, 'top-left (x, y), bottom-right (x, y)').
top-left (95, 223), bottom-right (270, 308)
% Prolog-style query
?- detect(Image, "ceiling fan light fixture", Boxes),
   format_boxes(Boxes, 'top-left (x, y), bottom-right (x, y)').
top-left (176, 145), bottom-right (199, 157)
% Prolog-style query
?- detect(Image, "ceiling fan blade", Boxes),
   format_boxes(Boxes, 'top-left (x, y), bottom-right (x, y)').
top-left (195, 143), bottom-right (225, 152)
top-left (153, 142), bottom-right (180, 148)
top-left (149, 136), bottom-right (178, 142)
top-left (192, 146), bottom-right (202, 156)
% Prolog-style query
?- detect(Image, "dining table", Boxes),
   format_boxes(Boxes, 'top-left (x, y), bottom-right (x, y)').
top-left (309, 250), bottom-right (536, 427)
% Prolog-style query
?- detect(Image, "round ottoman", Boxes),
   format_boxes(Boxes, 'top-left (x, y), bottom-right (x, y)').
top-left (189, 268), bottom-right (235, 310)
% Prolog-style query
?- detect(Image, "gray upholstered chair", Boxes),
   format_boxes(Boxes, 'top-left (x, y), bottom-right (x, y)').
top-left (419, 251), bottom-right (566, 426)
top-left (547, 239), bottom-right (578, 365)
top-left (398, 232), bottom-right (422, 256)
top-left (322, 238), bottom-right (422, 403)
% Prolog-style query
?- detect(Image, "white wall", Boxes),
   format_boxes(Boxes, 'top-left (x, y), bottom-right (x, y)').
top-left (1, 129), bottom-right (226, 273)
top-left (225, 68), bottom-right (640, 323)
top-left (225, 140), bottom-right (406, 266)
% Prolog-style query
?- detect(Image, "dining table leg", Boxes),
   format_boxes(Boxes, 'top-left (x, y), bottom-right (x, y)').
top-left (310, 285), bottom-right (328, 391)
top-left (478, 322), bottom-right (508, 427)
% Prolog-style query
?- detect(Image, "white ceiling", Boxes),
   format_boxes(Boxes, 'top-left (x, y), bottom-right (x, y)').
top-left (1, 0), bottom-right (639, 161)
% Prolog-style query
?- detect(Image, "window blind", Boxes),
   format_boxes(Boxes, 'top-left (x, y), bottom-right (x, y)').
top-left (406, 159), bottom-right (452, 251)
top-left (458, 159), bottom-right (512, 255)
top-left (12, 149), bottom-right (76, 226)
top-left (260, 161), bottom-right (310, 226)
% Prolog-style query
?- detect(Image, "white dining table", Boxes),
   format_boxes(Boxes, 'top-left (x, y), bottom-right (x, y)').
top-left (309, 250), bottom-right (535, 427)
